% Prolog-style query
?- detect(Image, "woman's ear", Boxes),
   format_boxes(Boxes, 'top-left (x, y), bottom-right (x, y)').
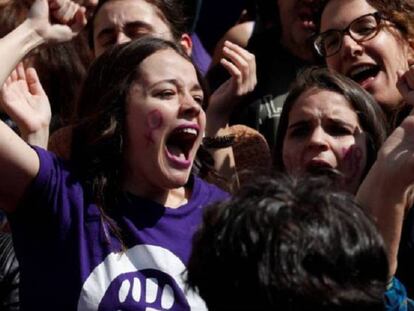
top-left (180, 33), bottom-right (193, 56)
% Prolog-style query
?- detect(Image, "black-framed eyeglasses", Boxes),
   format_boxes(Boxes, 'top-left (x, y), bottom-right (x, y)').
top-left (313, 12), bottom-right (385, 57)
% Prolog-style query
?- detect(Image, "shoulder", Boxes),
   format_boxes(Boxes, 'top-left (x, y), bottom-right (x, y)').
top-left (28, 146), bottom-right (78, 195)
top-left (12, 146), bottom-right (87, 228)
top-left (192, 175), bottom-right (230, 205)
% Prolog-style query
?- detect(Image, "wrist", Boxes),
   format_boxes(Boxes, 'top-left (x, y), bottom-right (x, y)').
top-left (14, 20), bottom-right (45, 57)
top-left (203, 134), bottom-right (235, 149)
top-left (22, 123), bottom-right (50, 149)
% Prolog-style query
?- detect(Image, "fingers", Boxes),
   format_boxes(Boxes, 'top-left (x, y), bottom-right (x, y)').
top-left (405, 65), bottom-right (414, 89)
top-left (397, 67), bottom-right (414, 106)
top-left (220, 41), bottom-right (256, 96)
top-left (71, 6), bottom-right (87, 33)
top-left (50, 0), bottom-right (87, 29)
top-left (220, 58), bottom-right (242, 87)
top-left (15, 63), bottom-right (29, 93)
top-left (16, 63), bottom-right (27, 81)
top-left (9, 69), bottom-right (18, 83)
top-left (26, 67), bottom-right (45, 96)
top-left (29, 0), bottom-right (86, 44)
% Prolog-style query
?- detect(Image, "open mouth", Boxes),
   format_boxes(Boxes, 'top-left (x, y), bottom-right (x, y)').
top-left (306, 161), bottom-right (333, 174)
top-left (305, 160), bottom-right (337, 176)
top-left (347, 64), bottom-right (380, 86)
top-left (298, 5), bottom-right (318, 32)
top-left (165, 126), bottom-right (199, 168)
top-left (299, 14), bottom-right (316, 32)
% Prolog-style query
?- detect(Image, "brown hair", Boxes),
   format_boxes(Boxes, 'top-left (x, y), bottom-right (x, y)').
top-left (71, 37), bottom-right (208, 241)
top-left (367, 0), bottom-right (414, 42)
top-left (274, 67), bottom-right (388, 181)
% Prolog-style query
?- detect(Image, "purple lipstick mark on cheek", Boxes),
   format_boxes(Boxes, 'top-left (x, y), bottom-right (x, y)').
top-left (342, 145), bottom-right (363, 183)
top-left (145, 110), bottom-right (163, 144)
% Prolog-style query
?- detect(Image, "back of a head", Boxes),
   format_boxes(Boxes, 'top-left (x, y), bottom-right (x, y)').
top-left (187, 174), bottom-right (388, 311)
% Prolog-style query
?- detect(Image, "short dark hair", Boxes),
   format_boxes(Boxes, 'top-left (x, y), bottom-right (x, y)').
top-left (88, 0), bottom-right (189, 50)
top-left (187, 174), bottom-right (388, 311)
top-left (274, 67), bottom-right (388, 180)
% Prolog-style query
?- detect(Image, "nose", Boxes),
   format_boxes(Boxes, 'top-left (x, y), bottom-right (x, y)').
top-left (179, 93), bottom-right (202, 118)
top-left (340, 34), bottom-right (364, 58)
top-left (308, 127), bottom-right (329, 150)
top-left (115, 32), bottom-right (131, 45)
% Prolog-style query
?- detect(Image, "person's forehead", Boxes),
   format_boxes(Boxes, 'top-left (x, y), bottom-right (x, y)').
top-left (321, 0), bottom-right (375, 29)
top-left (291, 88), bottom-right (356, 117)
top-left (138, 50), bottom-right (197, 81)
top-left (94, 0), bottom-right (168, 30)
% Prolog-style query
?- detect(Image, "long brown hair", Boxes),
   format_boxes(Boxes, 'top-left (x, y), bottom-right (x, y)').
top-left (274, 67), bottom-right (388, 180)
top-left (71, 37), bottom-right (207, 240)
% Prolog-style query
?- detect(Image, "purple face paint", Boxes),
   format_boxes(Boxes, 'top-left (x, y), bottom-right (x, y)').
top-left (341, 145), bottom-right (363, 184)
top-left (144, 109), bottom-right (163, 144)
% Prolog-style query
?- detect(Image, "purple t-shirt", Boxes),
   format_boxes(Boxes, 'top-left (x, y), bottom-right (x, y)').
top-left (9, 147), bottom-right (228, 311)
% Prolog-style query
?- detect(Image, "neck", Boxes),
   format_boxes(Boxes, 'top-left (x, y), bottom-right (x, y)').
top-left (122, 180), bottom-right (189, 208)
top-left (279, 38), bottom-right (315, 63)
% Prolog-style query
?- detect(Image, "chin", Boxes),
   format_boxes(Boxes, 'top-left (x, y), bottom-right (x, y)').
top-left (161, 170), bottom-right (192, 189)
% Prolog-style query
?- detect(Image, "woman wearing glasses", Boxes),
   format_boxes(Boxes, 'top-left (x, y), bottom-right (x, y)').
top-left (315, 0), bottom-right (414, 128)
top-left (315, 0), bottom-right (414, 297)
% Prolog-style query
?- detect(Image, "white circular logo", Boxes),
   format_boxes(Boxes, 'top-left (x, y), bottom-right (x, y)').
top-left (77, 245), bottom-right (207, 311)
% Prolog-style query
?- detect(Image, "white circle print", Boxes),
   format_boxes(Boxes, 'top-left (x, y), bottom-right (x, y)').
top-left (77, 244), bottom-right (207, 311)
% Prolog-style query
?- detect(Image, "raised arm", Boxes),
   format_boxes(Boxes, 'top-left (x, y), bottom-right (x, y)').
top-left (0, 0), bottom-right (87, 213)
top-left (205, 41), bottom-right (256, 186)
top-left (207, 40), bottom-right (257, 133)
top-left (357, 112), bottom-right (414, 278)
top-left (1, 63), bottom-right (51, 148)
top-left (0, 0), bottom-right (86, 86)
top-left (0, 61), bottom-right (60, 214)
top-left (0, 112), bottom-right (40, 213)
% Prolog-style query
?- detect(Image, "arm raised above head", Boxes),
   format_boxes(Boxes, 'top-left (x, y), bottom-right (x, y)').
top-left (0, 0), bottom-right (87, 86)
top-left (0, 118), bottom-right (39, 213)
top-left (205, 41), bottom-right (257, 188)
top-left (357, 110), bottom-right (414, 278)
top-left (2, 63), bottom-right (51, 148)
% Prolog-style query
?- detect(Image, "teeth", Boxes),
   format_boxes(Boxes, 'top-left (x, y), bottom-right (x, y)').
top-left (348, 65), bottom-right (376, 78)
top-left (179, 128), bottom-right (198, 135)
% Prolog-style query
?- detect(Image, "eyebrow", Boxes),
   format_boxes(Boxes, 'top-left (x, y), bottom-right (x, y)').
top-left (151, 79), bottom-right (203, 92)
top-left (124, 21), bottom-right (154, 33)
top-left (288, 117), bottom-right (354, 129)
top-left (288, 120), bottom-right (311, 130)
top-left (96, 20), bottom-right (155, 39)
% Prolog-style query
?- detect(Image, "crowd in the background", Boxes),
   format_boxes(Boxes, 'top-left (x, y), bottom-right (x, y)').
top-left (1, 0), bottom-right (414, 310)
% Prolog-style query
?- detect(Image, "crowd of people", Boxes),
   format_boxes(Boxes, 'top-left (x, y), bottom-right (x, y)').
top-left (1, 0), bottom-right (414, 310)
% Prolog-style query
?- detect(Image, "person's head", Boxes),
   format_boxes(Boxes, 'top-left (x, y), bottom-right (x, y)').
top-left (187, 174), bottom-right (388, 311)
top-left (90, 0), bottom-right (191, 58)
top-left (274, 67), bottom-right (387, 193)
top-left (71, 37), bottom-right (207, 207)
top-left (261, 0), bottom-right (322, 62)
top-left (315, 0), bottom-right (414, 116)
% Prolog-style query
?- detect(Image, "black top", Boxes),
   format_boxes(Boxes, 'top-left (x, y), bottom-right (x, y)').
top-left (0, 232), bottom-right (19, 311)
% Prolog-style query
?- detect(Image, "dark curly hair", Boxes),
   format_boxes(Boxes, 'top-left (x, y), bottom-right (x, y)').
top-left (316, 0), bottom-right (414, 42)
top-left (187, 174), bottom-right (388, 311)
